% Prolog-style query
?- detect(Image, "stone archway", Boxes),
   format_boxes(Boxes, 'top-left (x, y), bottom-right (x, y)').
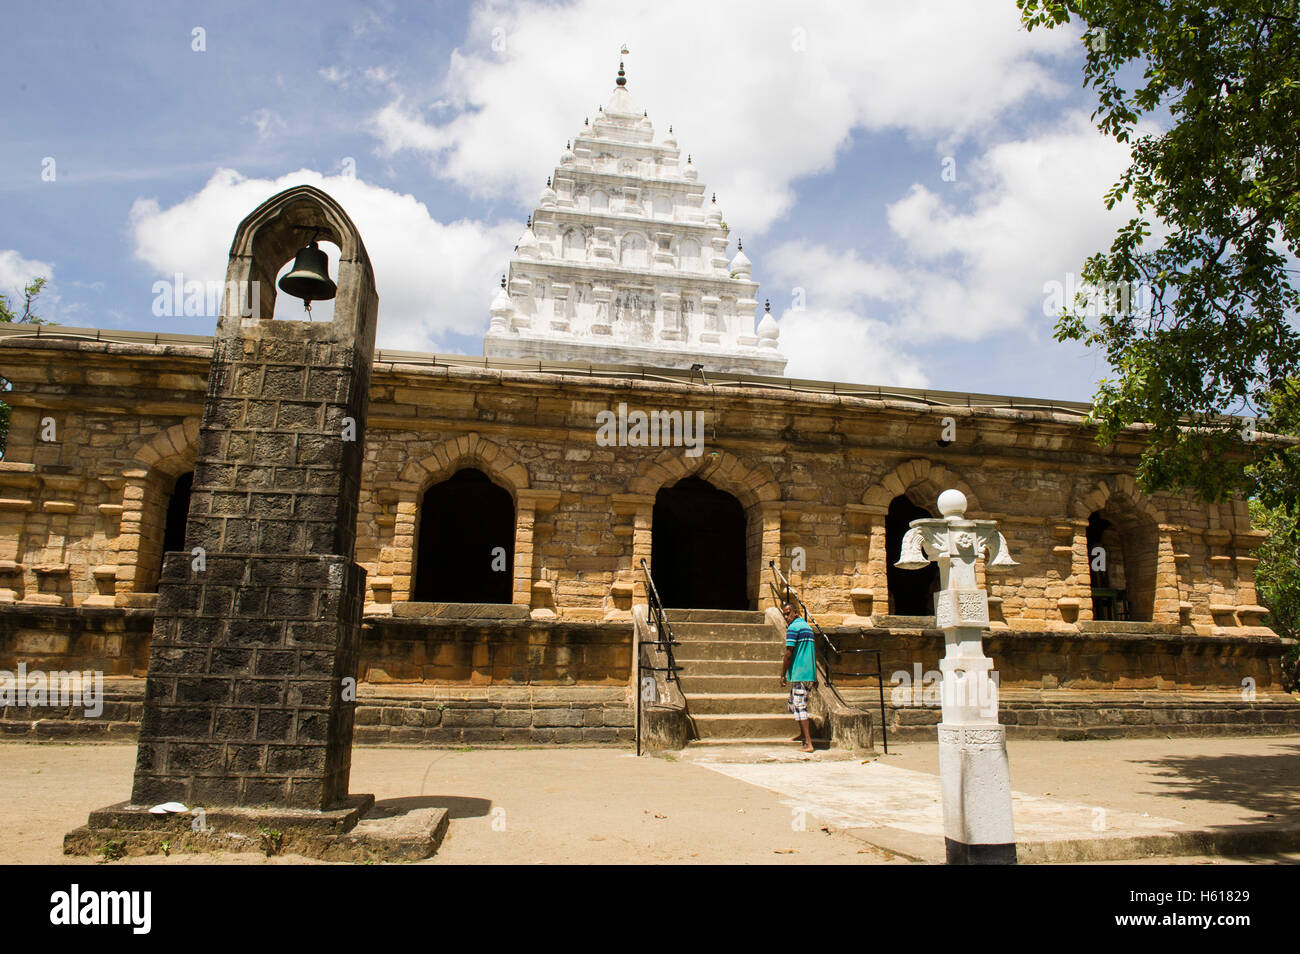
top-left (861, 459), bottom-right (981, 516)
top-left (651, 476), bottom-right (748, 609)
top-left (387, 432), bottom-right (539, 606)
top-left (859, 459), bottom-right (981, 617)
top-left (116, 418), bottom-right (200, 601)
top-left (413, 468), bottom-right (516, 603)
top-left (1070, 476), bottom-right (1176, 624)
top-left (628, 449), bottom-right (782, 611)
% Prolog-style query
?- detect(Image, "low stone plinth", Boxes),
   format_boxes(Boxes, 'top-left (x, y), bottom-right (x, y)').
top-left (846, 689), bottom-right (1300, 740)
top-left (392, 602), bottom-right (530, 620)
top-left (63, 795), bottom-right (449, 862)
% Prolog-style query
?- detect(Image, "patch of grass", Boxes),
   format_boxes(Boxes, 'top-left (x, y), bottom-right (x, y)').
top-left (98, 839), bottom-right (126, 862)
top-left (453, 745), bottom-right (474, 753)
top-left (257, 825), bottom-right (283, 857)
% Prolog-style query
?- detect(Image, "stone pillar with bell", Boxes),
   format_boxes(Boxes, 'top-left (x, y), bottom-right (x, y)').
top-left (895, 488), bottom-right (1019, 864)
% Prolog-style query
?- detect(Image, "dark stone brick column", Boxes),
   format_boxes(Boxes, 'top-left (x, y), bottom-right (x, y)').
top-left (131, 186), bottom-right (378, 811)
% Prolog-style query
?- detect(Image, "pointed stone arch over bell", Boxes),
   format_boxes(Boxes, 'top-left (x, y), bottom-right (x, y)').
top-left (220, 184), bottom-right (378, 352)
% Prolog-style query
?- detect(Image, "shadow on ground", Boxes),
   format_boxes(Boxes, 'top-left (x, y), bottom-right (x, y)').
top-left (1134, 742), bottom-right (1300, 820)
top-left (366, 795), bottom-right (491, 820)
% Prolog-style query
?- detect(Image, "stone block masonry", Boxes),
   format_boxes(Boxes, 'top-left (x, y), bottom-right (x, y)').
top-left (131, 552), bottom-right (364, 808)
top-left (126, 184), bottom-right (380, 812)
top-left (184, 332), bottom-right (369, 561)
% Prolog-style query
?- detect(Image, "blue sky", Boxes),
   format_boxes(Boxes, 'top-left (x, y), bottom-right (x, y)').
top-left (1, 0), bottom-right (1143, 401)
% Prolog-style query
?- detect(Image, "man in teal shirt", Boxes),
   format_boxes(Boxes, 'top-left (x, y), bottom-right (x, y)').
top-left (780, 603), bottom-right (817, 753)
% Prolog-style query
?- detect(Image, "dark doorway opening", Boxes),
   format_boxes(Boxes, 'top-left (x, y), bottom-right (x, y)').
top-left (413, 468), bottom-right (515, 603)
top-left (650, 476), bottom-right (748, 610)
top-left (1086, 513), bottom-right (1112, 588)
top-left (886, 494), bottom-right (939, 616)
top-left (158, 471), bottom-right (193, 579)
top-left (1086, 506), bottom-right (1156, 621)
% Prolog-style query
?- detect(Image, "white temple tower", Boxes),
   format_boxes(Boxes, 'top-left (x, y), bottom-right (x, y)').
top-left (483, 60), bottom-right (787, 376)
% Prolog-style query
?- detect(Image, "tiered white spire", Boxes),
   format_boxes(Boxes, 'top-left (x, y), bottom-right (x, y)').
top-left (483, 58), bottom-right (786, 376)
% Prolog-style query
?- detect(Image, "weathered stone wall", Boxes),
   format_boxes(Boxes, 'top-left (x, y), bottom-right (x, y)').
top-left (0, 330), bottom-right (1281, 694)
top-left (362, 617), bottom-right (629, 685)
top-left (824, 626), bottom-right (1289, 694)
top-left (0, 604), bottom-right (153, 674)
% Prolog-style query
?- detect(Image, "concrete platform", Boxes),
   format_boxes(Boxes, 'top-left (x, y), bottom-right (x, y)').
top-left (63, 795), bottom-right (449, 862)
top-left (692, 736), bottom-right (1300, 863)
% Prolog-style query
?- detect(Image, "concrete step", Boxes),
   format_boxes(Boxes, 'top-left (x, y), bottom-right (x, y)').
top-left (679, 674), bottom-right (782, 693)
top-left (672, 658), bottom-right (777, 676)
top-left (683, 692), bottom-right (790, 715)
top-left (659, 609), bottom-right (767, 624)
top-left (684, 737), bottom-right (830, 748)
top-left (671, 640), bottom-right (781, 662)
top-left (692, 712), bottom-right (798, 739)
top-left (669, 622), bottom-right (777, 641)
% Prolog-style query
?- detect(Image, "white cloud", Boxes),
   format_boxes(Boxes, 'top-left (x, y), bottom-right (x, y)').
top-left (763, 112), bottom-right (1147, 382)
top-left (884, 111), bottom-right (1150, 342)
top-left (127, 169), bottom-right (518, 350)
top-left (369, 0), bottom-right (1076, 232)
top-left (778, 306), bottom-right (928, 388)
top-left (363, 66), bottom-right (396, 84)
top-left (244, 108), bottom-right (287, 141)
top-left (763, 242), bottom-right (922, 385)
top-left (0, 250), bottom-right (54, 300)
top-left (0, 249), bottom-right (61, 322)
top-left (319, 66), bottom-right (351, 87)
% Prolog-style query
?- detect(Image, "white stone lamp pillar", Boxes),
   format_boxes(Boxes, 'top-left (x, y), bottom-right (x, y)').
top-left (895, 489), bottom-right (1019, 864)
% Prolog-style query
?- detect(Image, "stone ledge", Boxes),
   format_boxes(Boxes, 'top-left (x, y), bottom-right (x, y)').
top-left (825, 624), bottom-right (1287, 648)
top-left (390, 602), bottom-right (530, 620)
top-left (63, 796), bottom-right (449, 862)
top-left (840, 692), bottom-right (1300, 741)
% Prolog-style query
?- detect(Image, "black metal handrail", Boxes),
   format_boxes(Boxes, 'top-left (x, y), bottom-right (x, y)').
top-left (636, 558), bottom-right (683, 756)
top-left (769, 561), bottom-right (889, 754)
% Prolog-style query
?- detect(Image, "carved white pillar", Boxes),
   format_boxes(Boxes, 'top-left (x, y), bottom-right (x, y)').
top-left (896, 489), bottom-right (1019, 865)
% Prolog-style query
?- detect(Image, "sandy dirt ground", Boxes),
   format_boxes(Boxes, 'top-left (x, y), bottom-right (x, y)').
top-left (0, 742), bottom-right (901, 865)
top-left (1, 735), bottom-right (1295, 865)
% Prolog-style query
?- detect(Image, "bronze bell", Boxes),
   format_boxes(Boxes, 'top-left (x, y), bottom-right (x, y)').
top-left (278, 241), bottom-right (337, 305)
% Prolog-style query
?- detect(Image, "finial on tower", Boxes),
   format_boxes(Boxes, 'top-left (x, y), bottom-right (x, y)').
top-left (584, 117), bottom-right (589, 126)
top-left (500, 275), bottom-right (507, 289)
top-left (738, 238), bottom-right (743, 251)
top-left (712, 193), bottom-right (716, 203)
top-left (616, 60), bottom-right (626, 87)
top-left (765, 299), bottom-right (771, 313)
top-left (526, 215), bottom-right (531, 228)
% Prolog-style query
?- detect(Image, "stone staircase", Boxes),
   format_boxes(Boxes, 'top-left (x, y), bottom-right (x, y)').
top-left (668, 609), bottom-right (822, 746)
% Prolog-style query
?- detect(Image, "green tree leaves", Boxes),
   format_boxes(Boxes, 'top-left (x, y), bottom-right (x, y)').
top-left (1020, 0), bottom-right (1300, 503)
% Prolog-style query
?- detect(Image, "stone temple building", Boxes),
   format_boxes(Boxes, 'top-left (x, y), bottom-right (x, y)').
top-left (484, 60), bottom-right (786, 376)
top-left (0, 64), bottom-right (1295, 748)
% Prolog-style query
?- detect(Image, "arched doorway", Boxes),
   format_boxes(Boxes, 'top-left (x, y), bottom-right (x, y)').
top-left (650, 476), bottom-right (748, 609)
top-left (413, 468), bottom-right (515, 603)
top-left (156, 471), bottom-right (193, 583)
top-left (886, 494), bottom-right (939, 616)
top-left (1086, 504), bottom-right (1157, 621)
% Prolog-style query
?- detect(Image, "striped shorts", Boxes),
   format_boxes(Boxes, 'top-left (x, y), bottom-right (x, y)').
top-left (787, 682), bottom-right (813, 721)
